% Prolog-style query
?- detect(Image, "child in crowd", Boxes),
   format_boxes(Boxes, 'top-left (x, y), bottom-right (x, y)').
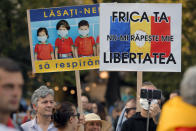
top-left (75, 20), bottom-right (96, 57)
top-left (34, 27), bottom-right (54, 60)
top-left (55, 20), bottom-right (74, 59)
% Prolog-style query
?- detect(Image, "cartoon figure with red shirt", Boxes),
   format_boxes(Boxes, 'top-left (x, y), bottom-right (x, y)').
top-left (55, 20), bottom-right (74, 59)
top-left (34, 27), bottom-right (54, 60)
top-left (75, 20), bottom-right (96, 57)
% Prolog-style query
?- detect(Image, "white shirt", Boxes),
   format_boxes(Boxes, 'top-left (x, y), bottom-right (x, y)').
top-left (0, 124), bottom-right (18, 131)
top-left (21, 118), bottom-right (57, 131)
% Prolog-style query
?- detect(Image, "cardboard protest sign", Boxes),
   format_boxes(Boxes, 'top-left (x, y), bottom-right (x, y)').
top-left (100, 3), bottom-right (182, 72)
top-left (27, 4), bottom-right (99, 73)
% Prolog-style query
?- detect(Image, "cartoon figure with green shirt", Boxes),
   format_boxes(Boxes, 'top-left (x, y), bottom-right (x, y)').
top-left (34, 27), bottom-right (54, 60)
top-left (55, 20), bottom-right (74, 59)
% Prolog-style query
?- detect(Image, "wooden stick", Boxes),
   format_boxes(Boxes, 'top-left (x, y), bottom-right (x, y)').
top-left (27, 10), bottom-right (36, 73)
top-left (136, 71), bottom-right (143, 112)
top-left (75, 70), bottom-right (84, 131)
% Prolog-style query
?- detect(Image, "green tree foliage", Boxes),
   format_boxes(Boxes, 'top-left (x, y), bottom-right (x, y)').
top-left (0, 0), bottom-right (195, 102)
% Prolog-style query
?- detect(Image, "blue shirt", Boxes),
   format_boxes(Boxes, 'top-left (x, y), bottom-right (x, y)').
top-left (21, 118), bottom-right (57, 131)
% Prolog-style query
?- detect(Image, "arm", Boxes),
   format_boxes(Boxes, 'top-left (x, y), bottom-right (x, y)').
top-left (93, 45), bottom-right (96, 56)
top-left (91, 37), bottom-right (96, 56)
top-left (96, 44), bottom-right (99, 56)
top-left (75, 47), bottom-right (78, 58)
top-left (34, 53), bottom-right (37, 61)
top-left (71, 46), bottom-right (75, 57)
top-left (51, 52), bottom-right (54, 60)
top-left (55, 48), bottom-right (58, 59)
top-left (74, 37), bottom-right (79, 58)
top-left (150, 104), bottom-right (161, 124)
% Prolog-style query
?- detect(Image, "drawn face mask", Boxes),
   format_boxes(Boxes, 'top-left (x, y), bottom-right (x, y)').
top-left (58, 30), bottom-right (68, 38)
top-left (78, 29), bottom-right (89, 37)
top-left (37, 36), bottom-right (47, 42)
top-left (139, 98), bottom-right (158, 110)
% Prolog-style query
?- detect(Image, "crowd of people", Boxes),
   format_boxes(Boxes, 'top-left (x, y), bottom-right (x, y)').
top-left (0, 57), bottom-right (196, 131)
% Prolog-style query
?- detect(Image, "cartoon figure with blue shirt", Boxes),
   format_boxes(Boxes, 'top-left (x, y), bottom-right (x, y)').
top-left (55, 20), bottom-right (74, 59)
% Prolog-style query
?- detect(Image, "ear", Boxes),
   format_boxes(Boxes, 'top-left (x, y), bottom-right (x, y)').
top-left (69, 116), bottom-right (74, 123)
top-left (32, 104), bottom-right (38, 112)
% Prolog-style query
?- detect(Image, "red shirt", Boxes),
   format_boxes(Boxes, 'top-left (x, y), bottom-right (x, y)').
top-left (7, 117), bottom-right (14, 128)
top-left (34, 43), bottom-right (53, 60)
top-left (75, 36), bottom-right (95, 56)
top-left (55, 37), bottom-right (73, 54)
top-left (96, 36), bottom-right (99, 44)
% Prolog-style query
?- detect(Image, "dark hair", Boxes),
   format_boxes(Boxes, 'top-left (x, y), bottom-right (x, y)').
top-left (37, 27), bottom-right (49, 38)
top-left (0, 57), bottom-right (21, 72)
top-left (142, 81), bottom-right (155, 87)
top-left (78, 20), bottom-right (89, 28)
top-left (171, 89), bottom-right (180, 96)
top-left (53, 102), bottom-right (75, 129)
top-left (97, 102), bottom-right (107, 120)
top-left (56, 20), bottom-right (70, 30)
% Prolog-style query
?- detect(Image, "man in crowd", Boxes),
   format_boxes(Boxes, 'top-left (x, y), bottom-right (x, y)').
top-left (121, 82), bottom-right (161, 131)
top-left (21, 85), bottom-right (57, 131)
top-left (0, 57), bottom-right (24, 130)
top-left (124, 99), bottom-right (136, 119)
top-left (84, 113), bottom-right (111, 131)
top-left (115, 99), bottom-right (136, 131)
top-left (157, 66), bottom-right (196, 131)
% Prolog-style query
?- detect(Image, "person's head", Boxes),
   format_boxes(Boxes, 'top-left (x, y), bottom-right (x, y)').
top-left (0, 58), bottom-right (24, 115)
top-left (81, 95), bottom-right (89, 111)
top-left (31, 85), bottom-right (55, 117)
top-left (169, 89), bottom-right (180, 99)
top-left (56, 20), bottom-right (70, 38)
top-left (180, 66), bottom-right (196, 106)
top-left (139, 82), bottom-right (159, 111)
top-left (125, 99), bottom-right (136, 119)
top-left (85, 113), bottom-right (108, 131)
top-left (37, 27), bottom-right (49, 43)
top-left (78, 20), bottom-right (89, 37)
top-left (53, 102), bottom-right (79, 131)
top-left (92, 103), bottom-right (98, 114)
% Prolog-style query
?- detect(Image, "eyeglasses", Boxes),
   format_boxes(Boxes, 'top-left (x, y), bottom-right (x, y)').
top-left (125, 107), bottom-right (136, 114)
top-left (72, 113), bottom-right (80, 119)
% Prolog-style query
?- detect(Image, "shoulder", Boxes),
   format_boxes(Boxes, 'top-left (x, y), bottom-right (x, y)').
top-left (75, 36), bottom-right (80, 39)
top-left (89, 36), bottom-right (94, 39)
top-left (48, 43), bottom-right (53, 46)
top-left (21, 119), bottom-right (34, 129)
top-left (121, 118), bottom-right (133, 131)
top-left (0, 124), bottom-right (17, 131)
top-left (68, 37), bottom-right (73, 40)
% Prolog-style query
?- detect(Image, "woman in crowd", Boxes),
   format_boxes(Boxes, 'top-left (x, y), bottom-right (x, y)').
top-left (52, 101), bottom-right (81, 131)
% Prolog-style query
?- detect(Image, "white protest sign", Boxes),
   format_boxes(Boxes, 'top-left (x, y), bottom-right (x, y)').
top-left (100, 3), bottom-right (182, 72)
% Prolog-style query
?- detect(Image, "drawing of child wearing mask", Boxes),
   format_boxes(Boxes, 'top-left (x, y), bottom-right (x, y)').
top-left (55, 20), bottom-right (74, 59)
top-left (34, 27), bottom-right (54, 60)
top-left (74, 20), bottom-right (96, 57)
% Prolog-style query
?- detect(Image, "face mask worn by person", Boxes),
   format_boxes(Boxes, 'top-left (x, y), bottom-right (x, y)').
top-left (139, 98), bottom-right (158, 110)
top-left (38, 36), bottom-right (47, 43)
top-left (58, 30), bottom-right (68, 38)
top-left (79, 29), bottom-right (89, 37)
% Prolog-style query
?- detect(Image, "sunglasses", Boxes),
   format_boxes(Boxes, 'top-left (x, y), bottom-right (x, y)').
top-left (72, 113), bottom-right (80, 119)
top-left (125, 107), bottom-right (136, 113)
